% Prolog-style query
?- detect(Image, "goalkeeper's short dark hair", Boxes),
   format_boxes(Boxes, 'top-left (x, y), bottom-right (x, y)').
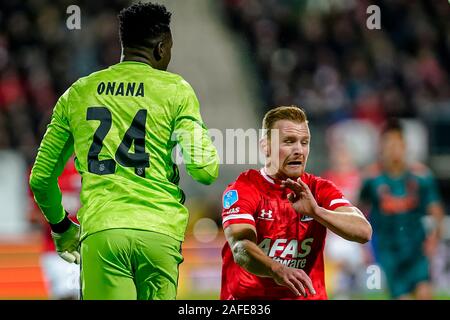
top-left (118, 2), bottom-right (172, 48)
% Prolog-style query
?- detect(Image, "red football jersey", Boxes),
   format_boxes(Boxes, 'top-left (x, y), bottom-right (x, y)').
top-left (220, 169), bottom-right (352, 300)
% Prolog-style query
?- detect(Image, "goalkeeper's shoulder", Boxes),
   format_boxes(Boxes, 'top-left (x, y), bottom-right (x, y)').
top-left (155, 69), bottom-right (196, 94)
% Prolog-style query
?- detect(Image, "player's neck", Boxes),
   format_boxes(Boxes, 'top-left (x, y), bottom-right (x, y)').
top-left (384, 161), bottom-right (407, 177)
top-left (263, 166), bottom-right (299, 182)
top-left (264, 165), bottom-right (280, 181)
top-left (121, 48), bottom-right (155, 68)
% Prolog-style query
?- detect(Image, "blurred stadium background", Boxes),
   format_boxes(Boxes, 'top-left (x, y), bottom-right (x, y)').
top-left (0, 0), bottom-right (449, 299)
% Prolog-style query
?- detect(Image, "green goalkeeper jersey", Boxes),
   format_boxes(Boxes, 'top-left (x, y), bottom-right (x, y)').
top-left (30, 61), bottom-right (219, 241)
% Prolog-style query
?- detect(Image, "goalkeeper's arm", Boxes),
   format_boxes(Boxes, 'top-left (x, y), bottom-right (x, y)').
top-left (173, 79), bottom-right (219, 185)
top-left (29, 89), bottom-right (80, 264)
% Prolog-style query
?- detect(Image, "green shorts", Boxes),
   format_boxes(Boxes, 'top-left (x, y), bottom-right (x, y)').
top-left (80, 228), bottom-right (183, 300)
top-left (377, 250), bottom-right (430, 299)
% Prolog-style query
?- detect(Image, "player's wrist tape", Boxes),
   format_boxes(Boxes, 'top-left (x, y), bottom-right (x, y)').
top-left (49, 213), bottom-right (71, 234)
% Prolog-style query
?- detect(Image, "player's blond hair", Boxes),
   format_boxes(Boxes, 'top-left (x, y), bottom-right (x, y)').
top-left (262, 105), bottom-right (308, 139)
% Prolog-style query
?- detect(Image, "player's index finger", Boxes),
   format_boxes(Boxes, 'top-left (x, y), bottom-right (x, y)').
top-left (283, 179), bottom-right (302, 191)
top-left (301, 274), bottom-right (316, 295)
top-left (291, 277), bottom-right (306, 297)
top-left (286, 281), bottom-right (301, 296)
top-left (291, 276), bottom-right (307, 297)
top-left (297, 178), bottom-right (309, 189)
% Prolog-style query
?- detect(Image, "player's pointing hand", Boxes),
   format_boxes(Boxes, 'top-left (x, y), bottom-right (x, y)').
top-left (282, 178), bottom-right (319, 217)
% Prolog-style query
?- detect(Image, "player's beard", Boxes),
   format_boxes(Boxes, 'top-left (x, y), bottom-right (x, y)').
top-left (282, 165), bottom-right (304, 179)
top-left (266, 154), bottom-right (307, 180)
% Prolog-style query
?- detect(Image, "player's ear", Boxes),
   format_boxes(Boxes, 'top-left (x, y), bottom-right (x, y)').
top-left (153, 42), bottom-right (163, 61)
top-left (260, 137), bottom-right (270, 157)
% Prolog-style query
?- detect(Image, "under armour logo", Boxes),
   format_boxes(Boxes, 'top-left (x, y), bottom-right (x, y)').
top-left (259, 209), bottom-right (273, 220)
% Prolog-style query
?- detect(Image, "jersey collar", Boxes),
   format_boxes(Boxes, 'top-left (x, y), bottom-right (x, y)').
top-left (259, 168), bottom-right (306, 188)
top-left (259, 168), bottom-right (285, 187)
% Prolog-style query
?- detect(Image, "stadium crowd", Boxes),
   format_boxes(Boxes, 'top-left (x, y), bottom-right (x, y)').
top-left (0, 0), bottom-right (128, 165)
top-left (1, 0), bottom-right (449, 165)
top-left (222, 0), bottom-right (450, 125)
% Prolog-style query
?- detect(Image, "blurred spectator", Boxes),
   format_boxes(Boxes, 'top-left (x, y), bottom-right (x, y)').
top-left (0, 0), bottom-right (128, 166)
top-left (322, 143), bottom-right (361, 204)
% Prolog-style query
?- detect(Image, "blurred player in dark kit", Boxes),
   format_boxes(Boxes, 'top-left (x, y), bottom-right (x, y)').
top-left (359, 118), bottom-right (446, 299)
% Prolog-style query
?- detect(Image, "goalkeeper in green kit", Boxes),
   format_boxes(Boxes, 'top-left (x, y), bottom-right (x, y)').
top-left (29, 2), bottom-right (219, 300)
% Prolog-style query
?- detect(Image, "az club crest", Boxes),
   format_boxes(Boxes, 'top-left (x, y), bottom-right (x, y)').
top-left (223, 190), bottom-right (238, 209)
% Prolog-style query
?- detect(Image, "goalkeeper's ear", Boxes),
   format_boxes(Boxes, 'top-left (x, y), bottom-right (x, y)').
top-left (153, 42), bottom-right (162, 61)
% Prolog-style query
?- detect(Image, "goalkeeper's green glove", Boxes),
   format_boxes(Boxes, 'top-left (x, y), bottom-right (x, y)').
top-left (50, 213), bottom-right (81, 264)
